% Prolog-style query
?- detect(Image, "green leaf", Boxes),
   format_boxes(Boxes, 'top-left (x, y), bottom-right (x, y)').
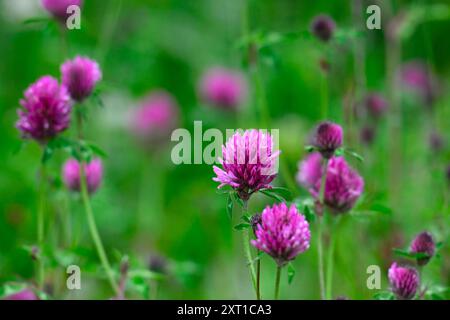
top-left (369, 203), bottom-right (392, 215)
top-left (287, 263), bottom-right (296, 284)
top-left (373, 291), bottom-right (395, 300)
top-left (334, 148), bottom-right (345, 157)
top-left (344, 148), bottom-right (364, 162)
top-left (41, 145), bottom-right (54, 163)
top-left (128, 269), bottom-right (164, 281)
top-left (232, 192), bottom-right (244, 207)
top-left (242, 214), bottom-right (251, 223)
top-left (234, 223), bottom-right (251, 231)
top-left (303, 205), bottom-right (316, 223)
top-left (304, 145), bottom-right (315, 153)
top-left (226, 193), bottom-right (233, 219)
top-left (425, 285), bottom-right (450, 300)
top-left (260, 189), bottom-right (284, 202)
top-left (23, 17), bottom-right (51, 25)
top-left (392, 248), bottom-right (429, 260)
top-left (271, 187), bottom-right (292, 200)
top-left (293, 197), bottom-right (316, 222)
top-left (41, 137), bottom-right (80, 163)
top-left (86, 142), bottom-right (108, 158)
top-left (260, 187), bottom-right (291, 202)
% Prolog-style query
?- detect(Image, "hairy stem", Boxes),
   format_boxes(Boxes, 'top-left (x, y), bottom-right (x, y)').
top-left (274, 266), bottom-right (282, 300)
top-left (37, 161), bottom-right (47, 289)
top-left (326, 219), bottom-right (337, 300)
top-left (242, 200), bottom-right (257, 296)
top-left (76, 111), bottom-right (119, 295)
top-left (79, 165), bottom-right (119, 295)
top-left (317, 217), bottom-right (326, 300)
top-left (256, 250), bottom-right (261, 300)
top-left (317, 158), bottom-right (329, 299)
top-left (320, 72), bottom-right (329, 120)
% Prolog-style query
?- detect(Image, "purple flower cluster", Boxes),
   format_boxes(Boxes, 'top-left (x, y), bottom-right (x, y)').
top-left (251, 203), bottom-right (310, 267)
top-left (297, 153), bottom-right (364, 214)
top-left (16, 56), bottom-right (101, 144)
top-left (410, 231), bottom-right (436, 266)
top-left (401, 61), bottom-right (438, 106)
top-left (16, 76), bottom-right (72, 143)
top-left (3, 288), bottom-right (39, 300)
top-left (310, 15), bottom-right (336, 42)
top-left (213, 130), bottom-right (280, 200)
top-left (364, 93), bottom-right (388, 118)
top-left (296, 152), bottom-right (322, 189)
top-left (41, 0), bottom-right (82, 22)
top-left (312, 122), bottom-right (343, 159)
top-left (388, 263), bottom-right (419, 300)
top-left (63, 158), bottom-right (103, 194)
top-left (131, 90), bottom-right (179, 143)
top-left (61, 56), bottom-right (102, 102)
top-left (200, 67), bottom-right (247, 110)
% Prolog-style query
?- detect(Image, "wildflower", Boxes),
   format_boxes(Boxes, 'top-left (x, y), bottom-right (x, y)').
top-left (401, 61), bottom-right (438, 106)
top-left (310, 15), bottom-right (336, 42)
top-left (364, 93), bottom-right (388, 118)
top-left (360, 126), bottom-right (376, 145)
top-left (200, 67), bottom-right (247, 110)
top-left (296, 152), bottom-right (322, 189)
top-left (41, 0), bottom-right (82, 22)
top-left (3, 288), bottom-right (39, 300)
top-left (16, 76), bottom-right (71, 143)
top-left (251, 203), bottom-right (310, 267)
top-left (388, 262), bottom-right (419, 300)
top-left (62, 158), bottom-right (103, 194)
top-left (213, 130), bottom-right (280, 201)
top-left (131, 90), bottom-right (179, 143)
top-left (61, 56), bottom-right (102, 102)
top-left (297, 154), bottom-right (364, 214)
top-left (410, 231), bottom-right (435, 266)
top-left (312, 121), bottom-right (343, 159)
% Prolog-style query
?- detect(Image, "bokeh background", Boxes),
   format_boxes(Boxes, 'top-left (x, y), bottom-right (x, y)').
top-left (0, 0), bottom-right (449, 299)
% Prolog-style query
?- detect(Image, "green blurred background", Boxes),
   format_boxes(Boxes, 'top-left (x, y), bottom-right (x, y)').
top-left (0, 0), bottom-right (449, 299)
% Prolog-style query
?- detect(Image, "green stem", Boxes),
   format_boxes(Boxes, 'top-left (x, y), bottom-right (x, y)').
top-left (320, 72), bottom-right (328, 120)
top-left (384, 4), bottom-right (402, 208)
top-left (58, 24), bottom-right (68, 59)
top-left (76, 110), bottom-right (119, 295)
top-left (317, 217), bottom-right (325, 300)
top-left (274, 266), bottom-right (282, 300)
top-left (242, 201), bottom-right (257, 296)
top-left (317, 158), bottom-right (329, 299)
top-left (96, 0), bottom-right (123, 65)
top-left (62, 192), bottom-right (72, 248)
top-left (256, 250), bottom-right (261, 300)
top-left (79, 164), bottom-right (120, 295)
top-left (252, 66), bottom-right (270, 127)
top-left (37, 162), bottom-right (46, 289)
top-left (326, 220), bottom-right (337, 300)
